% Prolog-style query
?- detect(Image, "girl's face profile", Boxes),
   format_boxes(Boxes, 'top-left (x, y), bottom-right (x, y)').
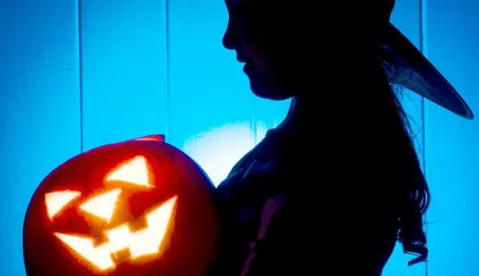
top-left (222, 0), bottom-right (381, 101)
top-left (222, 0), bottom-right (305, 100)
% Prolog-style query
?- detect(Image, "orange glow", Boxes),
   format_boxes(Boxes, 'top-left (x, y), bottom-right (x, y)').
top-left (105, 156), bottom-right (151, 188)
top-left (80, 189), bottom-right (122, 222)
top-left (45, 191), bottom-right (81, 220)
top-left (135, 135), bottom-right (165, 142)
top-left (54, 196), bottom-right (177, 272)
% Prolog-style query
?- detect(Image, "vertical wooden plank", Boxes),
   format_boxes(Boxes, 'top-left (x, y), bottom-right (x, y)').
top-left (80, 0), bottom-right (168, 151)
top-left (168, 0), bottom-right (271, 186)
top-left (0, 0), bottom-right (81, 274)
top-left (424, 0), bottom-right (479, 274)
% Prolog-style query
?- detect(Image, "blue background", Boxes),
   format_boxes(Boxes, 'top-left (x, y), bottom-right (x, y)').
top-left (1, 0), bottom-right (478, 275)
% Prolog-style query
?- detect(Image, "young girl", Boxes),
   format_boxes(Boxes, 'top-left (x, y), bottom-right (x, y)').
top-left (210, 0), bottom-right (473, 275)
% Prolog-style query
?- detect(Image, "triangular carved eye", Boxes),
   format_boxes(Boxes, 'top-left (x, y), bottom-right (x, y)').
top-left (105, 156), bottom-right (151, 188)
top-left (45, 191), bottom-right (81, 220)
top-left (79, 189), bottom-right (122, 222)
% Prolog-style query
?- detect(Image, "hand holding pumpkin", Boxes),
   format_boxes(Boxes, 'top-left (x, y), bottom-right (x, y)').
top-left (23, 135), bottom-right (220, 276)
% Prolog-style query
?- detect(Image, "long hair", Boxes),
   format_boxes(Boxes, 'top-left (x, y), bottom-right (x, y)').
top-left (379, 50), bottom-right (431, 265)
top-left (385, 77), bottom-right (430, 266)
top-left (352, 29), bottom-right (431, 265)
top-left (291, 41), bottom-right (431, 267)
top-left (330, 32), bottom-right (430, 266)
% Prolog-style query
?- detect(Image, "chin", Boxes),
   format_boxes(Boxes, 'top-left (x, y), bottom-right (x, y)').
top-left (249, 77), bottom-right (292, 101)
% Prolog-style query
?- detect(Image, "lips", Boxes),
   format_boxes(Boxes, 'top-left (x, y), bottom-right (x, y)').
top-left (236, 53), bottom-right (254, 73)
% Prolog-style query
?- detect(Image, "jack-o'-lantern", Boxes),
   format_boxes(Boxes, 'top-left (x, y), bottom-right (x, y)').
top-left (23, 135), bottom-right (220, 276)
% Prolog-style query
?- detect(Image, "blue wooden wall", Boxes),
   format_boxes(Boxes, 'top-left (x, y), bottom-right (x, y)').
top-left (0, 0), bottom-right (477, 274)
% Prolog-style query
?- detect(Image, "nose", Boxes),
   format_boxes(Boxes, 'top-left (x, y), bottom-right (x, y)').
top-left (222, 21), bottom-right (238, 50)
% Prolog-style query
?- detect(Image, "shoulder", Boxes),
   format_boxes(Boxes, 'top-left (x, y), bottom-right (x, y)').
top-left (215, 130), bottom-right (289, 204)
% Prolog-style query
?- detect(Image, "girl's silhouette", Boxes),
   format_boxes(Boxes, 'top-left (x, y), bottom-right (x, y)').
top-left (210, 0), bottom-right (473, 275)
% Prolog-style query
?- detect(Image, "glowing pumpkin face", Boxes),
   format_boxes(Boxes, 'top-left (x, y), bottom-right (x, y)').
top-left (23, 135), bottom-right (220, 276)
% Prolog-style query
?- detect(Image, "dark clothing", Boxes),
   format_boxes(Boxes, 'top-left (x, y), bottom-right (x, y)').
top-left (210, 126), bottom-right (399, 276)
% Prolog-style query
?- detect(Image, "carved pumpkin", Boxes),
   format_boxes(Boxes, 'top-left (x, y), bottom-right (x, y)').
top-left (23, 135), bottom-right (220, 276)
